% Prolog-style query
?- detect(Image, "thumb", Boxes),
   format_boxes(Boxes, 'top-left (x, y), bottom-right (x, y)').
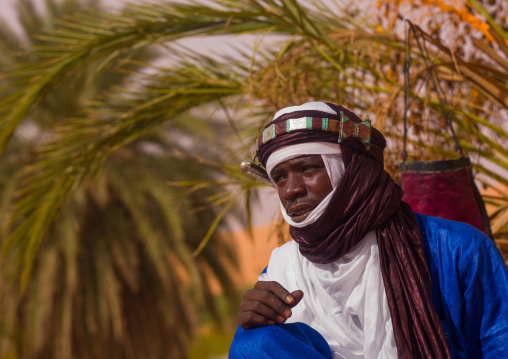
top-left (289, 290), bottom-right (304, 307)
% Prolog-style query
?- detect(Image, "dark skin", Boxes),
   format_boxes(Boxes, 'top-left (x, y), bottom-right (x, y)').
top-left (238, 155), bottom-right (333, 330)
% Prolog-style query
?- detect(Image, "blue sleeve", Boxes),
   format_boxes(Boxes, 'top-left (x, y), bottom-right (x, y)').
top-left (415, 213), bottom-right (508, 358)
top-left (460, 238), bottom-right (508, 358)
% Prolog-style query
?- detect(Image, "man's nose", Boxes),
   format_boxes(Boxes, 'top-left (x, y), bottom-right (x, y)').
top-left (283, 174), bottom-right (306, 200)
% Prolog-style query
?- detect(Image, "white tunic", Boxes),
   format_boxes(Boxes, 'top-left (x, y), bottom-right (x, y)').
top-left (258, 231), bottom-right (397, 359)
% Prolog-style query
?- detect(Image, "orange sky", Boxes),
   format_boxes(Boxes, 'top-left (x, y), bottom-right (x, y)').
top-left (232, 222), bottom-right (285, 286)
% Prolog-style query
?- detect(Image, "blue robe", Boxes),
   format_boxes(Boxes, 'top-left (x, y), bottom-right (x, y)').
top-left (229, 214), bottom-right (508, 358)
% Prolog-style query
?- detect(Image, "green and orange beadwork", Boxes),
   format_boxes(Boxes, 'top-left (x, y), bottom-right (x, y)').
top-left (256, 114), bottom-right (372, 151)
top-left (338, 111), bottom-right (372, 150)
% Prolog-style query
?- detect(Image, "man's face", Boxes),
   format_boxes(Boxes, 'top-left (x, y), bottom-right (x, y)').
top-left (270, 155), bottom-right (333, 223)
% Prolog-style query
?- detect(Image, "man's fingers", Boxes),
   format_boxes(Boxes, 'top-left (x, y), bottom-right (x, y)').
top-left (238, 281), bottom-right (304, 330)
top-left (290, 290), bottom-right (304, 307)
top-left (253, 281), bottom-right (295, 305)
top-left (243, 288), bottom-right (292, 318)
top-left (238, 311), bottom-right (276, 330)
top-left (239, 298), bottom-right (284, 323)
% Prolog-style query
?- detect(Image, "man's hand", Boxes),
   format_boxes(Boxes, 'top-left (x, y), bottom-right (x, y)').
top-left (238, 281), bottom-right (304, 330)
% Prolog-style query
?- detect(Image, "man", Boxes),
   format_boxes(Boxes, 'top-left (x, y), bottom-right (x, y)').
top-left (229, 102), bottom-right (508, 358)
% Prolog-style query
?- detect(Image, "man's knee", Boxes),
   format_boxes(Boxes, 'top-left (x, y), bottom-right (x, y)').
top-left (229, 324), bottom-right (331, 358)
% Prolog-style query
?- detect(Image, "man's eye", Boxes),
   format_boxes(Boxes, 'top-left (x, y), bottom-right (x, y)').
top-left (273, 175), bottom-right (284, 183)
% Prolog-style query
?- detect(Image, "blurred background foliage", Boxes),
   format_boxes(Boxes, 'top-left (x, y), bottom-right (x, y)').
top-left (0, 0), bottom-right (507, 358)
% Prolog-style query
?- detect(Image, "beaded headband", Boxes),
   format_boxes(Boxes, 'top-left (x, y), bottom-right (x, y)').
top-left (242, 110), bottom-right (372, 187)
top-left (256, 111), bottom-right (372, 152)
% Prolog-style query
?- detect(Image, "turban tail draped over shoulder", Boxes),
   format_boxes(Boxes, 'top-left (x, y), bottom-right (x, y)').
top-left (256, 102), bottom-right (451, 359)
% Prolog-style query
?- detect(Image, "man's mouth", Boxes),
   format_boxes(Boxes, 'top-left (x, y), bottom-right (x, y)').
top-left (293, 208), bottom-right (312, 216)
top-left (288, 206), bottom-right (315, 222)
